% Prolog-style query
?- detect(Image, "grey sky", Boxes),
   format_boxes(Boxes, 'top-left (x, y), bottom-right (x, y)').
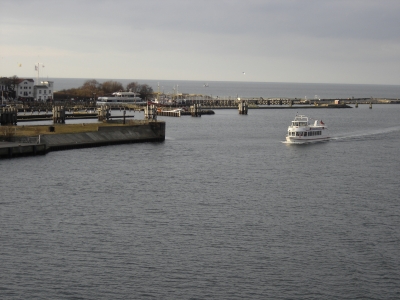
top-left (1, 0), bottom-right (399, 84)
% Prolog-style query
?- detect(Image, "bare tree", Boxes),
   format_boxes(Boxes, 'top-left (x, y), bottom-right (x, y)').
top-left (137, 84), bottom-right (154, 100)
top-left (80, 79), bottom-right (101, 99)
top-left (81, 79), bottom-right (100, 91)
top-left (126, 81), bottom-right (139, 92)
top-left (101, 80), bottom-right (124, 94)
top-left (2, 76), bottom-right (19, 99)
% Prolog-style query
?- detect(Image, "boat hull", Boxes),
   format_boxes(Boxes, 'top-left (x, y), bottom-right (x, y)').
top-left (285, 136), bottom-right (330, 144)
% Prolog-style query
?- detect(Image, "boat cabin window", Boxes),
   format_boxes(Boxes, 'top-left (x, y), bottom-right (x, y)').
top-left (303, 130), bottom-right (323, 136)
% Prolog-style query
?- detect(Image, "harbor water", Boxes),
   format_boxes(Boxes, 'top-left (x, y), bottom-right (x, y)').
top-left (1, 104), bottom-right (400, 299)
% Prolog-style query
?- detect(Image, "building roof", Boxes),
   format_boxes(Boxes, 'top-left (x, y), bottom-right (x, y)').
top-left (16, 78), bottom-right (35, 84)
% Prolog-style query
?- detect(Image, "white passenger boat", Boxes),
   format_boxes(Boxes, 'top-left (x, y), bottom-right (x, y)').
top-left (96, 91), bottom-right (146, 106)
top-left (285, 115), bottom-right (330, 144)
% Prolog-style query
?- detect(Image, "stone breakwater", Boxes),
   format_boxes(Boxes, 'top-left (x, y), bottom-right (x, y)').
top-left (0, 121), bottom-right (165, 158)
top-left (41, 122), bottom-right (165, 152)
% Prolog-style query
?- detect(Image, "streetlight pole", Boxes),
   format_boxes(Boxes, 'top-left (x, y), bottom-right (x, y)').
top-left (35, 63), bottom-right (43, 85)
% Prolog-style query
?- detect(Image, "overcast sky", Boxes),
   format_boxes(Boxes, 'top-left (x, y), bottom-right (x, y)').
top-left (1, 0), bottom-right (399, 85)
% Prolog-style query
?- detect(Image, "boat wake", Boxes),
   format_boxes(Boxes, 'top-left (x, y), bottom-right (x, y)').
top-left (282, 126), bottom-right (400, 144)
top-left (331, 125), bottom-right (400, 142)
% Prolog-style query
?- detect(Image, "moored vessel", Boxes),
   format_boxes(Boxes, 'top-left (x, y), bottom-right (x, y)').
top-left (285, 115), bottom-right (329, 144)
top-left (96, 91), bottom-right (146, 106)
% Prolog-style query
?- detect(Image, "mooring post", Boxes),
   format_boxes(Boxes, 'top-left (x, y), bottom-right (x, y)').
top-left (97, 105), bottom-right (110, 121)
top-left (145, 104), bottom-right (157, 120)
top-left (0, 107), bottom-right (18, 125)
top-left (52, 106), bottom-right (65, 124)
top-left (190, 103), bottom-right (201, 117)
top-left (238, 99), bottom-right (248, 115)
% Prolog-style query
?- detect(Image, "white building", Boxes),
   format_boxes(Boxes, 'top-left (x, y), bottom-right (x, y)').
top-left (15, 78), bottom-right (35, 100)
top-left (34, 81), bottom-right (54, 102)
top-left (0, 78), bottom-right (55, 101)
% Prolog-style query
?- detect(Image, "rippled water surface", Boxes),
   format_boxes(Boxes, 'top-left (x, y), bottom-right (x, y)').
top-left (1, 105), bottom-right (400, 299)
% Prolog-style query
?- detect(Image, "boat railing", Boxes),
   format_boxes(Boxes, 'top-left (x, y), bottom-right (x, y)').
top-left (291, 121), bottom-right (309, 127)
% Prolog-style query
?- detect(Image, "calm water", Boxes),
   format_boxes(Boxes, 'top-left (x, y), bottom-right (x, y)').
top-left (1, 105), bottom-right (400, 299)
top-left (50, 77), bottom-right (400, 99)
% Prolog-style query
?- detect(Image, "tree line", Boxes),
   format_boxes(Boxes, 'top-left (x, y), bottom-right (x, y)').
top-left (0, 76), bottom-right (20, 99)
top-left (54, 79), bottom-right (154, 100)
top-left (1, 76), bottom-right (155, 101)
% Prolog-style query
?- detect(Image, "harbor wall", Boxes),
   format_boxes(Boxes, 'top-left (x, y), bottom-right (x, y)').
top-left (40, 122), bottom-right (165, 151)
top-left (1, 122), bottom-right (165, 158)
top-left (0, 143), bottom-right (46, 158)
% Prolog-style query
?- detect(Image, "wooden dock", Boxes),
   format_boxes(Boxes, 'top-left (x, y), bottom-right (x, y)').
top-left (157, 111), bottom-right (181, 117)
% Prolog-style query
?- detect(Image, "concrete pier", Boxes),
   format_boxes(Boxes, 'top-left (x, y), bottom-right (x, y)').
top-left (1, 121), bottom-right (165, 159)
top-left (38, 122), bottom-right (165, 152)
top-left (0, 142), bottom-right (46, 158)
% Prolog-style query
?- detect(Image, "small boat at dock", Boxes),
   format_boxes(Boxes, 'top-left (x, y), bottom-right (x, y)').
top-left (285, 115), bottom-right (330, 144)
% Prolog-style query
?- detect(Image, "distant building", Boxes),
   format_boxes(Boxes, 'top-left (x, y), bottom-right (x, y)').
top-left (34, 81), bottom-right (54, 102)
top-left (0, 78), bottom-right (54, 101)
top-left (15, 78), bottom-right (35, 100)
